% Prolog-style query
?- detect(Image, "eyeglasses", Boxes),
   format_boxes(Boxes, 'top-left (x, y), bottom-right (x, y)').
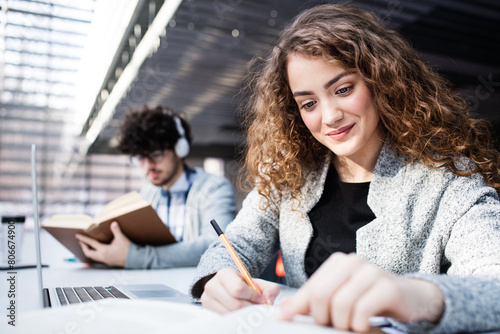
top-left (130, 150), bottom-right (167, 166)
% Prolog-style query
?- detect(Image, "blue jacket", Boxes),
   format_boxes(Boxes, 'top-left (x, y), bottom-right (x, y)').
top-left (192, 143), bottom-right (500, 333)
top-left (126, 167), bottom-right (236, 269)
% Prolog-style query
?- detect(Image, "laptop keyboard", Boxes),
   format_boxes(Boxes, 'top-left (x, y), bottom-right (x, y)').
top-left (56, 286), bottom-right (130, 305)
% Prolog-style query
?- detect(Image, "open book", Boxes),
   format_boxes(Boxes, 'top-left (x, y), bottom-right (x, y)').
top-left (12, 298), bottom-right (391, 334)
top-left (42, 191), bottom-right (176, 262)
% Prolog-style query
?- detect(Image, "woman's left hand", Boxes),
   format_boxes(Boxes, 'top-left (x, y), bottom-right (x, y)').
top-left (279, 252), bottom-right (444, 332)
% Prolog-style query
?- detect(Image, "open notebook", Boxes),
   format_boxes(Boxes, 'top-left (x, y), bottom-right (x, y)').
top-left (29, 144), bottom-right (192, 308)
top-left (7, 295), bottom-right (398, 334)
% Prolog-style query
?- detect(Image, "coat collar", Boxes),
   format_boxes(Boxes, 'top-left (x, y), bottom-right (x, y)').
top-left (297, 141), bottom-right (405, 215)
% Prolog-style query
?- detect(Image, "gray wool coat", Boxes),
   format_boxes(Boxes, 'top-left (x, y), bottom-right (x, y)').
top-left (192, 143), bottom-right (500, 333)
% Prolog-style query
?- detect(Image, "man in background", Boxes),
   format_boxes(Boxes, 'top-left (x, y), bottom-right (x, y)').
top-left (76, 105), bottom-right (237, 268)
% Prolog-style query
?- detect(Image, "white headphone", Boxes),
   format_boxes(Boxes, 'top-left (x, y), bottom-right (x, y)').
top-left (161, 108), bottom-right (190, 158)
top-left (172, 114), bottom-right (190, 159)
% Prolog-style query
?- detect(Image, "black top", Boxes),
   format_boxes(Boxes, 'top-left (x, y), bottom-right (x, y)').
top-left (304, 165), bottom-right (375, 277)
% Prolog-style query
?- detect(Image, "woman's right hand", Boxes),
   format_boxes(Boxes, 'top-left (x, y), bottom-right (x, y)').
top-left (200, 268), bottom-right (281, 314)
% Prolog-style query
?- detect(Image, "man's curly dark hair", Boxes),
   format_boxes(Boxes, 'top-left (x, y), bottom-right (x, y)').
top-left (117, 105), bottom-right (192, 156)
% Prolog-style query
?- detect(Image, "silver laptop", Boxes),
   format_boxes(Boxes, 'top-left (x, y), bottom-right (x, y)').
top-left (30, 144), bottom-right (194, 308)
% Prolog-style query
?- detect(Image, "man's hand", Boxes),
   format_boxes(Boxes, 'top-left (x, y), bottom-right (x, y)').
top-left (75, 221), bottom-right (131, 267)
top-left (278, 253), bottom-right (444, 332)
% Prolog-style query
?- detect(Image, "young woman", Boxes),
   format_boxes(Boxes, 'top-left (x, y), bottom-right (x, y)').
top-left (190, 4), bottom-right (500, 333)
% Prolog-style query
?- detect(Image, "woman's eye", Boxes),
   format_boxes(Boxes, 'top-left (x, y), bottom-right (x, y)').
top-left (301, 101), bottom-right (316, 110)
top-left (337, 86), bottom-right (352, 94)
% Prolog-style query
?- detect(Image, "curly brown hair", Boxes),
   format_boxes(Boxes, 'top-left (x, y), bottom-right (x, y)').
top-left (241, 4), bottom-right (500, 205)
top-left (118, 105), bottom-right (192, 156)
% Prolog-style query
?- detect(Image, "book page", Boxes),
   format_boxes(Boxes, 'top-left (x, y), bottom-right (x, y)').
top-left (42, 214), bottom-right (93, 229)
top-left (172, 304), bottom-right (387, 334)
top-left (10, 295), bottom-right (388, 334)
top-left (94, 199), bottom-right (150, 224)
top-left (94, 192), bottom-right (149, 223)
top-left (12, 299), bottom-right (217, 334)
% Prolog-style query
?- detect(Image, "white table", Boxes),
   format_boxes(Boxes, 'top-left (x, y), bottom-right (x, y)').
top-left (0, 228), bottom-right (197, 313)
